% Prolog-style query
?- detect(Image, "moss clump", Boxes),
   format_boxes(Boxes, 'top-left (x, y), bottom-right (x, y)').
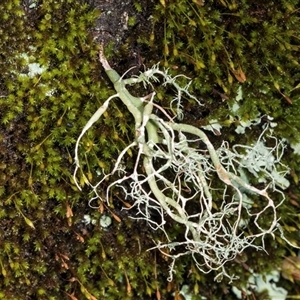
top-left (1, 0), bottom-right (300, 299)
top-left (131, 0), bottom-right (300, 297)
top-left (147, 0), bottom-right (300, 142)
top-left (0, 0), bottom-right (186, 299)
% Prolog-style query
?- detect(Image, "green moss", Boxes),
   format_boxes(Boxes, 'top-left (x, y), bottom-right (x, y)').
top-left (1, 0), bottom-right (300, 298)
top-left (124, 0), bottom-right (300, 297)
top-left (148, 0), bottom-right (300, 141)
top-left (0, 0), bottom-right (180, 298)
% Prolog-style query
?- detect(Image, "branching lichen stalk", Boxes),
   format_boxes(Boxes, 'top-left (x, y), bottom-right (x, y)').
top-left (74, 46), bottom-right (293, 282)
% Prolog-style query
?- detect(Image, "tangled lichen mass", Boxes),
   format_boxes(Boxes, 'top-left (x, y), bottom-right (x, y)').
top-left (74, 48), bottom-right (294, 284)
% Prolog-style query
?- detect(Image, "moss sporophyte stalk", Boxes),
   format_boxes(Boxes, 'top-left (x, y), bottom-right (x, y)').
top-left (73, 46), bottom-right (298, 283)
